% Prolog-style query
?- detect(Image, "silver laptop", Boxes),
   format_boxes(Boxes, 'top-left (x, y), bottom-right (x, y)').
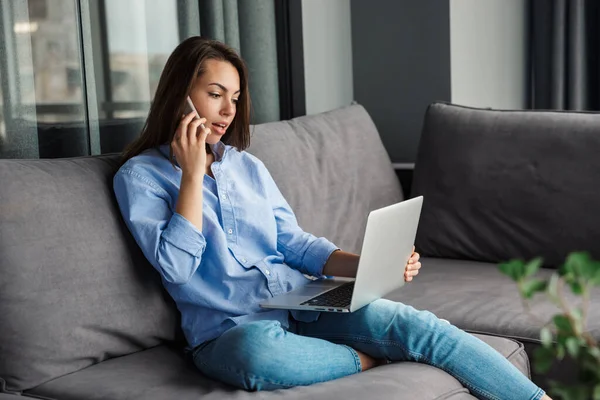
top-left (259, 196), bottom-right (423, 313)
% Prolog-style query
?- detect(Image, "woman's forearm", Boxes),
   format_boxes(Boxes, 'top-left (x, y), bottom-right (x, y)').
top-left (176, 173), bottom-right (204, 230)
top-left (322, 250), bottom-right (360, 278)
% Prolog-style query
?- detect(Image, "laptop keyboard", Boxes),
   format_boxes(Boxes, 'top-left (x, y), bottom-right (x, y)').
top-left (300, 281), bottom-right (355, 308)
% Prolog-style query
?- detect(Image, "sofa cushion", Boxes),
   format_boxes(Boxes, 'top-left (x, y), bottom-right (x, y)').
top-left (384, 257), bottom-right (600, 343)
top-left (246, 103), bottom-right (403, 254)
top-left (26, 339), bottom-right (528, 400)
top-left (0, 156), bottom-right (181, 392)
top-left (412, 102), bottom-right (600, 267)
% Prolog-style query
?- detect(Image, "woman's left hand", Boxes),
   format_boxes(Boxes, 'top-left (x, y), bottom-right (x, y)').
top-left (404, 246), bottom-right (421, 282)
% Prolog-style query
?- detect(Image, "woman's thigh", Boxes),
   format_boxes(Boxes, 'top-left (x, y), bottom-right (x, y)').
top-left (295, 298), bottom-right (447, 360)
top-left (192, 319), bottom-right (361, 391)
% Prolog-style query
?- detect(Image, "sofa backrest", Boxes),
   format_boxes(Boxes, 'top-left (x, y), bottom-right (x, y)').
top-left (0, 155), bottom-right (183, 393)
top-left (412, 102), bottom-right (600, 267)
top-left (0, 103), bottom-right (402, 392)
top-left (247, 103), bottom-right (403, 254)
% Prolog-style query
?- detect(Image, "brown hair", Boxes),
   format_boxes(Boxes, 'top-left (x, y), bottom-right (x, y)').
top-left (120, 36), bottom-right (251, 167)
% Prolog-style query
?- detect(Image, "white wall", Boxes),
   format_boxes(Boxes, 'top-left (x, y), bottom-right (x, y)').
top-left (302, 0), bottom-right (354, 115)
top-left (450, 0), bottom-right (528, 109)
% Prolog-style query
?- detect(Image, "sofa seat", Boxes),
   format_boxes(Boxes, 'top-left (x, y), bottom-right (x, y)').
top-left (385, 257), bottom-right (600, 387)
top-left (24, 335), bottom-right (527, 400)
top-left (385, 257), bottom-right (600, 342)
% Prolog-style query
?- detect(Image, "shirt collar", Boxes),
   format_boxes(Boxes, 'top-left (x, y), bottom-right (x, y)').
top-left (158, 141), bottom-right (226, 166)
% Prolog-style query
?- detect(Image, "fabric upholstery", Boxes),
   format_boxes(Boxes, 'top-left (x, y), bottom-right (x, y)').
top-left (246, 104), bottom-right (403, 255)
top-left (1, 103), bottom-right (545, 399)
top-left (385, 257), bottom-right (600, 343)
top-left (27, 341), bottom-right (532, 400)
top-left (0, 156), bottom-right (182, 392)
top-left (412, 102), bottom-right (600, 267)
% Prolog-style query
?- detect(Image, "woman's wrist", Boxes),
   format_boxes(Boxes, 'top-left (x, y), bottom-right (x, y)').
top-left (322, 250), bottom-right (359, 278)
top-left (181, 170), bottom-right (205, 184)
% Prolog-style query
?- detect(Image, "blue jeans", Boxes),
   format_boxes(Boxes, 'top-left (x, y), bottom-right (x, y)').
top-left (192, 299), bottom-right (545, 399)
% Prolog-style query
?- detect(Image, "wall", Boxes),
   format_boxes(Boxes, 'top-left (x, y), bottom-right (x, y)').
top-left (450, 0), bottom-right (528, 109)
top-left (301, 0), bottom-right (354, 116)
top-left (350, 0), bottom-right (451, 163)
top-left (301, 1), bottom-right (527, 162)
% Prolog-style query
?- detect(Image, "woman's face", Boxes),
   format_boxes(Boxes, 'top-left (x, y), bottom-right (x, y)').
top-left (189, 59), bottom-right (240, 145)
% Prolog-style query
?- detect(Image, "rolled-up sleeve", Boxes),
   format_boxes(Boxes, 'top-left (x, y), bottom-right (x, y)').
top-left (258, 161), bottom-right (339, 277)
top-left (113, 168), bottom-right (206, 285)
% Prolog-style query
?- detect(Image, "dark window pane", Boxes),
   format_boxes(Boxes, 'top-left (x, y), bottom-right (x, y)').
top-left (0, 0), bottom-right (88, 158)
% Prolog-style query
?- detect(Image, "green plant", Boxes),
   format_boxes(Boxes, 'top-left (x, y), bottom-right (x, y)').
top-left (499, 252), bottom-right (600, 400)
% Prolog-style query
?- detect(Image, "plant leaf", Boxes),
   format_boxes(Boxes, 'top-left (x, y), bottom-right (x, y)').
top-left (566, 337), bottom-right (580, 359)
top-left (547, 273), bottom-right (560, 303)
top-left (540, 327), bottom-right (553, 348)
top-left (553, 315), bottom-right (573, 335)
top-left (569, 280), bottom-right (584, 296)
top-left (579, 257), bottom-right (599, 280)
top-left (572, 309), bottom-right (584, 334)
top-left (499, 260), bottom-right (524, 281)
top-left (593, 267), bottom-right (600, 286)
top-left (566, 252), bottom-right (591, 274)
top-left (521, 279), bottom-right (547, 299)
top-left (524, 257), bottom-right (543, 278)
top-left (572, 307), bottom-right (583, 322)
top-left (556, 343), bottom-right (565, 360)
top-left (593, 384), bottom-right (600, 400)
top-left (581, 357), bottom-right (600, 380)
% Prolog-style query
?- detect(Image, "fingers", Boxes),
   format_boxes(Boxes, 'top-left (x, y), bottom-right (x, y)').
top-left (173, 113), bottom-right (200, 145)
top-left (404, 261), bottom-right (421, 282)
top-left (186, 118), bottom-right (206, 142)
top-left (198, 124), bottom-right (211, 142)
top-left (405, 261), bottom-right (421, 273)
top-left (404, 247), bottom-right (421, 282)
top-left (408, 251), bottom-right (420, 264)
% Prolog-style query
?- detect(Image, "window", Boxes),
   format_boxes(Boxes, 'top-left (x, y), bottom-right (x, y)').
top-left (0, 0), bottom-right (286, 159)
top-left (0, 0), bottom-right (87, 158)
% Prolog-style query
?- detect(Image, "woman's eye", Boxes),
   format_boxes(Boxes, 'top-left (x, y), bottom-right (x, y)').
top-left (209, 93), bottom-right (221, 99)
top-left (232, 98), bottom-right (239, 104)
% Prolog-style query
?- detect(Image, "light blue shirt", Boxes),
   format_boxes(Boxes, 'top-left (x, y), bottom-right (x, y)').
top-left (113, 141), bottom-right (339, 349)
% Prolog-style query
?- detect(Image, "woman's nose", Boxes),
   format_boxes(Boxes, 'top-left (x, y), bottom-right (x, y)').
top-left (221, 102), bottom-right (235, 116)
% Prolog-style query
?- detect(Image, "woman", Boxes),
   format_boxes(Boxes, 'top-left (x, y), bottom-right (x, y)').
top-left (113, 36), bottom-right (549, 399)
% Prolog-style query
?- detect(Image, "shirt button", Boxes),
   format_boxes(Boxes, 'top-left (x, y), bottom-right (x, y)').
top-left (222, 194), bottom-right (228, 200)
top-left (265, 270), bottom-right (270, 275)
top-left (241, 258), bottom-right (247, 263)
top-left (228, 229), bottom-right (233, 234)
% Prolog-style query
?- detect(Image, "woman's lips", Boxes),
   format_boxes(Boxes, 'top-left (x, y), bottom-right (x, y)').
top-left (211, 123), bottom-right (227, 135)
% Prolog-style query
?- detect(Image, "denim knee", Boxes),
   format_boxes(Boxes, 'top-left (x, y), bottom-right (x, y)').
top-left (365, 299), bottom-right (447, 333)
top-left (196, 320), bottom-right (290, 385)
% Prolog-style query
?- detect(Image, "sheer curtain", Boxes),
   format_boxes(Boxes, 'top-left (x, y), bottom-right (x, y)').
top-left (0, 0), bottom-right (282, 159)
top-left (198, 0), bottom-right (280, 124)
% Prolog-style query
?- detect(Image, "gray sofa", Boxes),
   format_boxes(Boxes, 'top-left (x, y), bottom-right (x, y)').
top-left (1, 102), bottom-right (598, 399)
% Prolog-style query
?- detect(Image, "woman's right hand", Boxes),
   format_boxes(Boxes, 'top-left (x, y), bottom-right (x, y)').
top-left (171, 112), bottom-right (211, 178)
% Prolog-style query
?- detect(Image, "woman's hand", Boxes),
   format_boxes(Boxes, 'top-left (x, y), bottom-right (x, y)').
top-left (171, 112), bottom-right (211, 178)
top-left (404, 246), bottom-right (421, 282)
